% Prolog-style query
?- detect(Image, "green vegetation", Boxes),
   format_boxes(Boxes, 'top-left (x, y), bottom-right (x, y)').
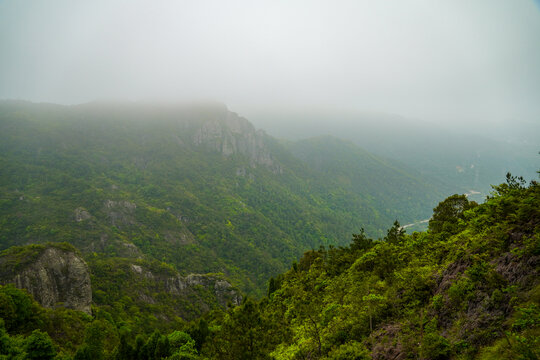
top-left (88, 255), bottom-right (239, 325)
top-left (0, 101), bottom-right (445, 295)
top-left (192, 174), bottom-right (538, 359)
top-left (0, 242), bottom-right (78, 278)
top-left (285, 136), bottom-right (443, 224)
top-left (0, 175), bottom-right (537, 359)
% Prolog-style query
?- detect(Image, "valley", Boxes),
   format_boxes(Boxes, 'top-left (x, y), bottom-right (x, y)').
top-left (0, 100), bottom-right (448, 296)
top-left (0, 101), bottom-right (537, 359)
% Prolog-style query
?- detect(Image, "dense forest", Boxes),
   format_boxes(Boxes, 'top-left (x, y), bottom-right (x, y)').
top-left (0, 101), bottom-right (446, 295)
top-left (255, 110), bottom-right (538, 201)
top-left (1, 0), bottom-right (538, 358)
top-left (0, 173), bottom-right (538, 359)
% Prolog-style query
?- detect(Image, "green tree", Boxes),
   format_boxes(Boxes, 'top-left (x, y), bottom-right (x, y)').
top-left (154, 335), bottom-right (170, 359)
top-left (362, 293), bottom-right (385, 334)
top-left (351, 228), bottom-right (374, 251)
top-left (134, 335), bottom-right (146, 360)
top-left (210, 299), bottom-right (268, 360)
top-left (74, 320), bottom-right (108, 360)
top-left (0, 319), bottom-right (16, 357)
top-left (267, 277), bottom-right (277, 297)
top-left (0, 284), bottom-right (40, 332)
top-left (384, 220), bottom-right (405, 244)
top-left (168, 331), bottom-right (197, 356)
top-left (186, 320), bottom-right (208, 352)
top-left (115, 333), bottom-right (134, 360)
top-left (24, 329), bottom-right (56, 360)
top-left (428, 194), bottom-right (476, 235)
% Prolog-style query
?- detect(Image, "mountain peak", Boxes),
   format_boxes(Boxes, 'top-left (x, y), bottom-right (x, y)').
top-left (192, 110), bottom-right (281, 172)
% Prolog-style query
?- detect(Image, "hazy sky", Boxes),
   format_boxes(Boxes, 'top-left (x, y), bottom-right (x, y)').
top-left (1, 0), bottom-right (539, 125)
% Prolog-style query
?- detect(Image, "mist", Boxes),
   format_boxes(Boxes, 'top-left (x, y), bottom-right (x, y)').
top-left (1, 0), bottom-right (540, 130)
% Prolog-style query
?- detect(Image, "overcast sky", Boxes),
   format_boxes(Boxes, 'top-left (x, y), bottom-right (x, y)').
top-left (1, 0), bottom-right (539, 125)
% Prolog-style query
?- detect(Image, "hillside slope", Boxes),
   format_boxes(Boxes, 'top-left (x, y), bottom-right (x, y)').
top-left (0, 175), bottom-right (536, 359)
top-left (0, 101), bottom-right (444, 294)
top-left (286, 136), bottom-right (443, 224)
top-left (252, 110), bottom-right (539, 201)
top-left (201, 174), bottom-right (539, 359)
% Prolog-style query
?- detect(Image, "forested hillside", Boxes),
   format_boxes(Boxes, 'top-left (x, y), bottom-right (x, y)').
top-left (0, 174), bottom-right (537, 359)
top-left (253, 110), bottom-right (539, 202)
top-left (0, 0), bottom-right (537, 358)
top-left (285, 136), bottom-right (442, 223)
top-left (0, 101), bottom-right (444, 294)
top-left (195, 174), bottom-right (540, 359)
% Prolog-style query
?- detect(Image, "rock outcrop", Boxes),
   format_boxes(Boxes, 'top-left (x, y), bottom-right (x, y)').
top-left (168, 273), bottom-right (243, 308)
top-left (104, 200), bottom-right (137, 227)
top-left (192, 109), bottom-right (282, 173)
top-left (128, 263), bottom-right (242, 309)
top-left (0, 244), bottom-right (92, 314)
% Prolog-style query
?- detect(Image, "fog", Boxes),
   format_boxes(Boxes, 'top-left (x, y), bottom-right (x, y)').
top-left (1, 0), bottom-right (540, 130)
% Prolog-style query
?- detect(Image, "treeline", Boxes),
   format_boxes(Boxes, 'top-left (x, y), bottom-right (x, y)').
top-left (195, 174), bottom-right (538, 359)
top-left (0, 283), bottom-right (205, 359)
top-left (1, 174), bottom-right (538, 359)
top-left (0, 101), bottom-right (445, 295)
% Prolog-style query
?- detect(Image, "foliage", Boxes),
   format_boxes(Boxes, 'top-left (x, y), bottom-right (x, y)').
top-left (428, 194), bottom-right (477, 235)
top-left (24, 330), bottom-right (56, 360)
top-left (0, 101), bottom-right (446, 296)
top-left (0, 101), bottom-right (538, 359)
top-left (199, 176), bottom-right (539, 359)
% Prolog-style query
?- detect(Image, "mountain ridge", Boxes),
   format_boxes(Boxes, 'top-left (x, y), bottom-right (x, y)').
top-left (1, 101), bottom-right (452, 295)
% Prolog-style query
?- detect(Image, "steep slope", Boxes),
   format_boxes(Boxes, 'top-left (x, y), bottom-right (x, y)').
top-left (0, 242), bottom-right (241, 325)
top-left (252, 110), bottom-right (539, 201)
top-left (0, 243), bottom-right (92, 314)
top-left (286, 136), bottom-right (444, 224)
top-left (0, 100), bottom-right (445, 294)
top-left (88, 255), bottom-right (242, 322)
top-left (201, 175), bottom-right (540, 359)
top-left (0, 177), bottom-right (536, 359)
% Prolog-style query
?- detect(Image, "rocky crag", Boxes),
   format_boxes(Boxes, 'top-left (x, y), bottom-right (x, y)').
top-left (0, 242), bottom-right (242, 321)
top-left (129, 263), bottom-right (242, 309)
top-left (0, 243), bottom-right (92, 314)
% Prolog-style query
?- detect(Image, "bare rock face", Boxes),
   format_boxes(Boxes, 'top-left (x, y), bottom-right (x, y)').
top-left (192, 110), bottom-right (282, 174)
top-left (129, 264), bottom-right (242, 309)
top-left (74, 207), bottom-right (92, 222)
top-left (184, 274), bottom-right (243, 307)
top-left (104, 200), bottom-right (137, 227)
top-left (0, 245), bottom-right (92, 315)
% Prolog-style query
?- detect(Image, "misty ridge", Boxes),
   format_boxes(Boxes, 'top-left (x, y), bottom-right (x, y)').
top-left (0, 1), bottom-right (539, 360)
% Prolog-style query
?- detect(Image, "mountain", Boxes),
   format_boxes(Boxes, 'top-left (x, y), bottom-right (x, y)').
top-left (0, 242), bottom-right (241, 324)
top-left (249, 109), bottom-right (539, 202)
top-left (0, 175), bottom-right (537, 359)
top-left (284, 136), bottom-right (443, 223)
top-left (0, 243), bottom-right (92, 314)
top-left (199, 175), bottom-right (540, 359)
top-left (0, 100), bottom-right (445, 296)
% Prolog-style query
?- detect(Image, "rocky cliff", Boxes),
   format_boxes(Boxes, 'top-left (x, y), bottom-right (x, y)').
top-left (0, 243), bottom-right (92, 314)
top-left (191, 108), bottom-right (282, 173)
top-left (90, 258), bottom-right (242, 321)
top-left (0, 243), bottom-right (243, 321)
top-left (130, 263), bottom-right (242, 309)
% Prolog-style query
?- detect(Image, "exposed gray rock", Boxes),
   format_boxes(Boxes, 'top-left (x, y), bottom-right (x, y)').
top-left (129, 264), bottom-right (242, 308)
top-left (186, 274), bottom-right (243, 307)
top-left (0, 246), bottom-right (92, 315)
top-left (164, 229), bottom-right (196, 245)
top-left (74, 207), bottom-right (92, 222)
top-left (104, 200), bottom-right (137, 227)
top-left (120, 242), bottom-right (142, 257)
top-left (192, 110), bottom-right (282, 173)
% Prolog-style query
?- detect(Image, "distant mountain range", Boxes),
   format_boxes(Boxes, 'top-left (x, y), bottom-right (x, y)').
top-left (0, 100), bottom-right (522, 297)
top-left (249, 109), bottom-right (539, 202)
